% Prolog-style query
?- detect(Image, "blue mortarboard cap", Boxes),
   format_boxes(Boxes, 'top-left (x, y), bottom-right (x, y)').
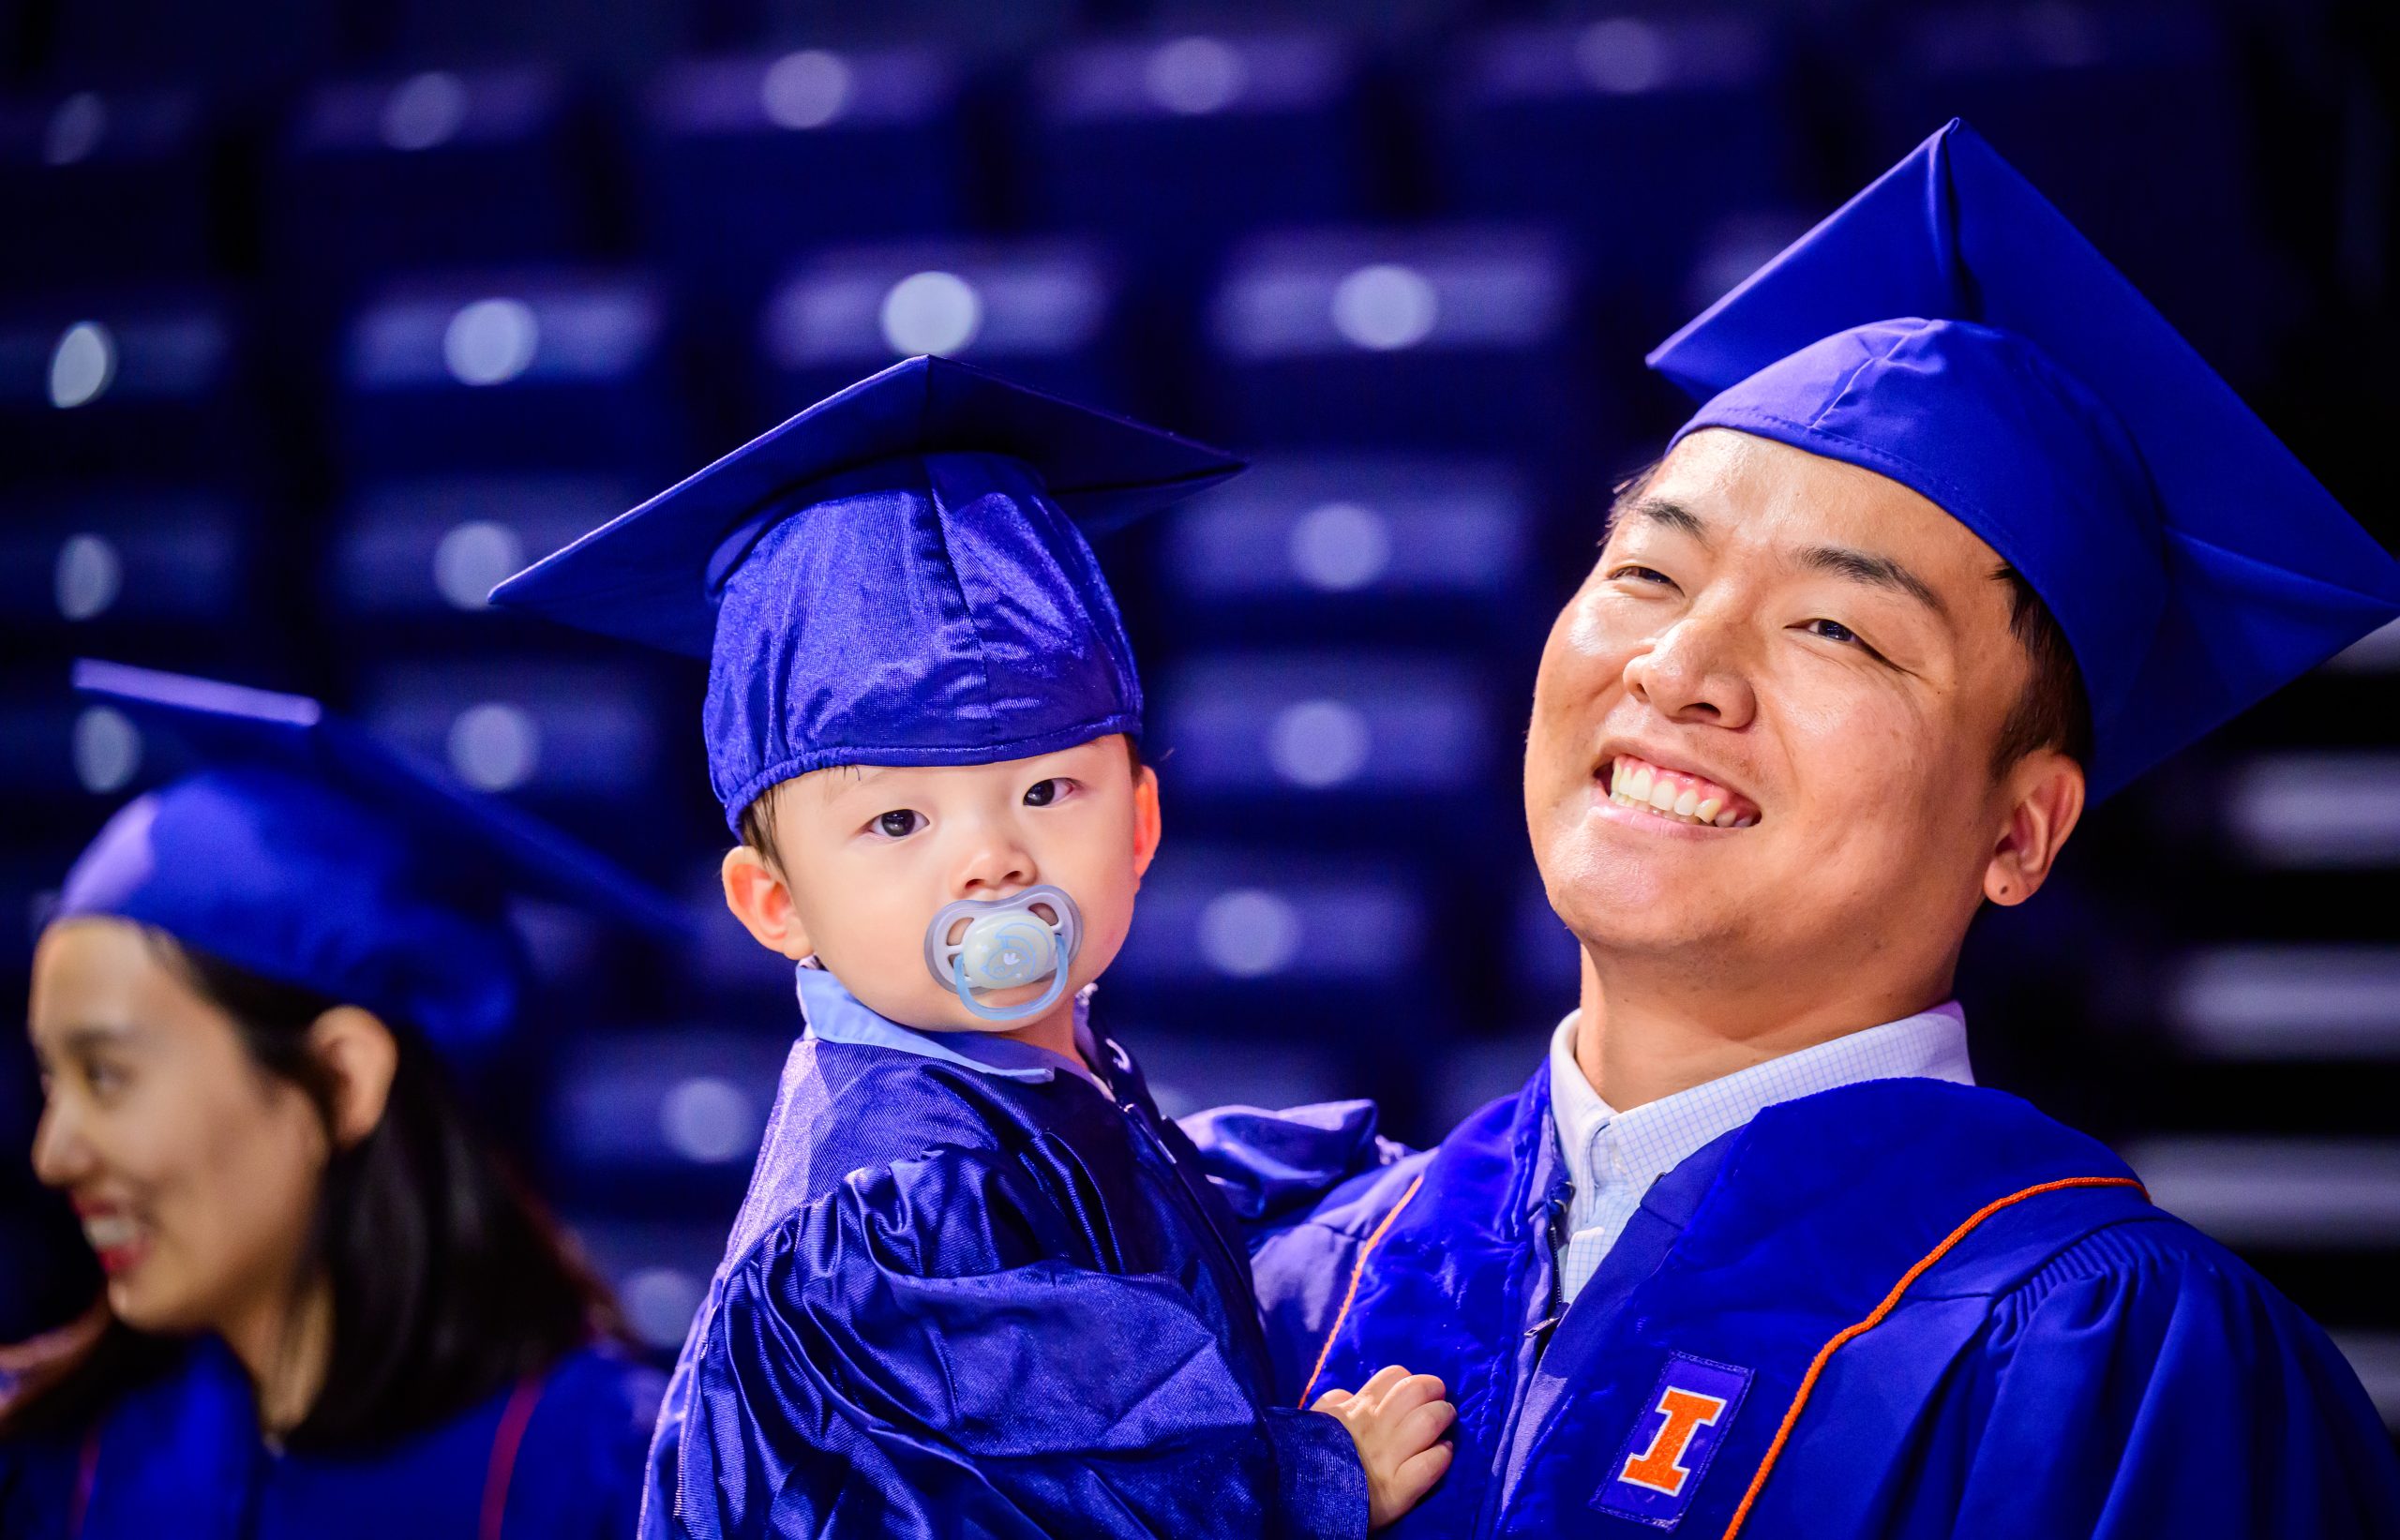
top-left (53, 662), bottom-right (687, 1054)
top-left (1648, 120), bottom-right (2400, 800)
top-left (488, 354), bottom-right (1244, 829)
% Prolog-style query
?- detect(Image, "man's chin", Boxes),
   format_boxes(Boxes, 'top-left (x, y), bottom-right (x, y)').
top-left (1546, 825), bottom-right (1748, 904)
top-left (1546, 858), bottom-right (1751, 955)
top-left (1559, 910), bottom-right (1738, 963)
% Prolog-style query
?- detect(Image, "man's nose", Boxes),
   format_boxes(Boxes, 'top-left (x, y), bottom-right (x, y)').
top-left (1624, 608), bottom-right (1759, 729)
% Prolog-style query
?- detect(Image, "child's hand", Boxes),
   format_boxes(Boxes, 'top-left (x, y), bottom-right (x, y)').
top-left (1312, 1365), bottom-right (1455, 1529)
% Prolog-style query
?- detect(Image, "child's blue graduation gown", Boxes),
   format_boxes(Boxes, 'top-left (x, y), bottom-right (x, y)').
top-left (1185, 1070), bottom-right (2400, 1538)
top-left (640, 971), bottom-right (1363, 1540)
top-left (0, 1338), bottom-right (660, 1538)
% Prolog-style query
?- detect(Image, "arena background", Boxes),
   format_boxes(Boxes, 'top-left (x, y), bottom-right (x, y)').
top-left (0, 0), bottom-right (2392, 1436)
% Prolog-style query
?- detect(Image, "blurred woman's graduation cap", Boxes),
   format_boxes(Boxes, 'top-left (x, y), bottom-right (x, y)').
top-left (1649, 119), bottom-right (2400, 800)
top-left (55, 661), bottom-right (687, 1054)
top-left (488, 354), bottom-right (1245, 829)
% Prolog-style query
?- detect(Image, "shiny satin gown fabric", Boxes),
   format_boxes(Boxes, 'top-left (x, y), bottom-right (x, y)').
top-left (641, 1028), bottom-right (1365, 1539)
top-left (706, 453), bottom-right (1145, 825)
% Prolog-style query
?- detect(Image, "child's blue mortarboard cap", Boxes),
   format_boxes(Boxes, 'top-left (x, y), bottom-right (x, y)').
top-left (487, 354), bottom-right (1245, 830)
top-left (54, 661), bottom-right (687, 1054)
top-left (1648, 119), bottom-right (2400, 800)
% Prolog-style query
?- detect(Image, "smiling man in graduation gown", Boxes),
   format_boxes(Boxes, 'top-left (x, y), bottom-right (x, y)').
top-left (1182, 121), bottom-right (2400, 1538)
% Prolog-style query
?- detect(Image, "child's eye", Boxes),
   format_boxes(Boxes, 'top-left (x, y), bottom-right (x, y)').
top-left (869, 809), bottom-right (922, 839)
top-left (1023, 778), bottom-right (1075, 808)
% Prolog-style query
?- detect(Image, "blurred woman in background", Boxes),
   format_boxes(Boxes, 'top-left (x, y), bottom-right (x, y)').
top-left (0, 662), bottom-right (686, 1540)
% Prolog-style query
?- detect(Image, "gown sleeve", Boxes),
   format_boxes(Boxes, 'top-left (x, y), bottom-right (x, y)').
top-left (502, 1350), bottom-right (667, 1540)
top-left (1949, 1221), bottom-right (2400, 1538)
top-left (660, 1142), bottom-right (1365, 1540)
top-left (1174, 1100), bottom-right (1411, 1247)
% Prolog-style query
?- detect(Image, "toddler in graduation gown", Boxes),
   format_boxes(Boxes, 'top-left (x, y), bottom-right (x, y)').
top-left (490, 356), bottom-right (1454, 1539)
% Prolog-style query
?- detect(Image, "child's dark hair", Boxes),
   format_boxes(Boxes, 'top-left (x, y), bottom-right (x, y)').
top-left (737, 735), bottom-right (1148, 866)
top-left (0, 934), bottom-right (623, 1446)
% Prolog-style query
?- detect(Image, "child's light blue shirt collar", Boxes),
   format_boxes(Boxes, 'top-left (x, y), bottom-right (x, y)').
top-left (794, 964), bottom-right (1112, 1094)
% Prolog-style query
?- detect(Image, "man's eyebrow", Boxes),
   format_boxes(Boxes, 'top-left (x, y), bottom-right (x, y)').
top-left (1619, 498), bottom-right (1709, 541)
top-left (1799, 545), bottom-right (1948, 618)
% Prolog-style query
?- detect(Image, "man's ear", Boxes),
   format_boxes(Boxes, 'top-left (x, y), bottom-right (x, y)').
top-left (1983, 749), bottom-right (2086, 906)
top-left (722, 845), bottom-right (816, 960)
top-left (307, 1007), bottom-right (398, 1151)
top-left (1130, 765), bottom-right (1163, 882)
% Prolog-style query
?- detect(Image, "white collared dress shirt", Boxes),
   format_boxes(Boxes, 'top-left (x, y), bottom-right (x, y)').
top-left (1547, 1002), bottom-right (1977, 1305)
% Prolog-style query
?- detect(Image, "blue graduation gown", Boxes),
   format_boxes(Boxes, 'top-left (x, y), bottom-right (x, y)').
top-left (0, 1338), bottom-right (661, 1539)
top-left (641, 983), bottom-right (1364, 1540)
top-left (1185, 1069), bottom-right (2400, 1538)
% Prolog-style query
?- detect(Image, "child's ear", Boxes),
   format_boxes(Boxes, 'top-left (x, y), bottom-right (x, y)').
top-left (1130, 764), bottom-right (1162, 881)
top-left (721, 846), bottom-right (815, 960)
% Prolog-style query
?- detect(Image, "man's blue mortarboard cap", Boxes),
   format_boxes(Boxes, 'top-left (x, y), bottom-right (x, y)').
top-left (55, 661), bottom-right (687, 1054)
top-left (1648, 120), bottom-right (2400, 800)
top-left (488, 354), bottom-right (1244, 829)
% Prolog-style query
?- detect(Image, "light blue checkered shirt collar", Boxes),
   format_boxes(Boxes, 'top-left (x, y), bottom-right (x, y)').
top-left (795, 964), bottom-right (1112, 1094)
top-left (1545, 1000), bottom-right (1974, 1303)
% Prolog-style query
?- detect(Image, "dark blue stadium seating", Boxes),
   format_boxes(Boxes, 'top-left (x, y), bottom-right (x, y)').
top-left (1439, 15), bottom-right (1798, 317)
top-left (1106, 844), bottom-right (1445, 1039)
top-left (338, 271), bottom-right (682, 478)
top-left (269, 68), bottom-right (594, 305)
top-left (1024, 32), bottom-right (1367, 276)
top-left (38, 0), bottom-right (338, 89)
top-left (386, 0), bottom-right (697, 75)
top-left (1205, 225), bottom-right (1591, 463)
top-left (639, 48), bottom-right (968, 329)
top-left (0, 293), bottom-right (256, 484)
top-left (749, 0), bottom-right (1076, 58)
top-left (548, 1026), bottom-right (790, 1200)
top-left (0, 487), bottom-right (256, 637)
top-left (348, 660), bottom-right (687, 855)
top-left (1153, 651), bottom-right (1496, 806)
top-left (566, 1217), bottom-right (726, 1352)
top-left (326, 473), bottom-right (638, 628)
top-left (1866, 3), bottom-right (2279, 376)
top-left (757, 238), bottom-right (1127, 418)
top-left (1155, 455), bottom-right (1541, 646)
top-left (0, 681), bottom-right (217, 804)
top-left (0, 89), bottom-right (215, 289)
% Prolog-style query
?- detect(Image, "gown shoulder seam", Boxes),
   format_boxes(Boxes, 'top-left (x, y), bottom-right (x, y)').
top-left (1984, 1208), bottom-right (2242, 1311)
top-left (715, 1137), bottom-right (1045, 1285)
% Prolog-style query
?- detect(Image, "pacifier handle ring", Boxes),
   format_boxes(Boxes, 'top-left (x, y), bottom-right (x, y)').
top-left (923, 885), bottom-right (1084, 995)
top-left (951, 951), bottom-right (1072, 1024)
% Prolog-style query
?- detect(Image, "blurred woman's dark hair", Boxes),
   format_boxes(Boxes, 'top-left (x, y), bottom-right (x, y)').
top-left (0, 931), bottom-right (622, 1447)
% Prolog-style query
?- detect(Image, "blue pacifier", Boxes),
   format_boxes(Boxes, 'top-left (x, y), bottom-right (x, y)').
top-left (922, 884), bottom-right (1084, 1026)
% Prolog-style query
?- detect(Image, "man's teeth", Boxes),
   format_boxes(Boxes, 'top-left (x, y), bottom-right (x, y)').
top-left (83, 1215), bottom-right (137, 1249)
top-left (1606, 756), bottom-right (1758, 828)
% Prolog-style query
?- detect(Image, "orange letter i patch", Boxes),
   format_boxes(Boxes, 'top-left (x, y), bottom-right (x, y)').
top-left (1594, 1353), bottom-right (1752, 1529)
